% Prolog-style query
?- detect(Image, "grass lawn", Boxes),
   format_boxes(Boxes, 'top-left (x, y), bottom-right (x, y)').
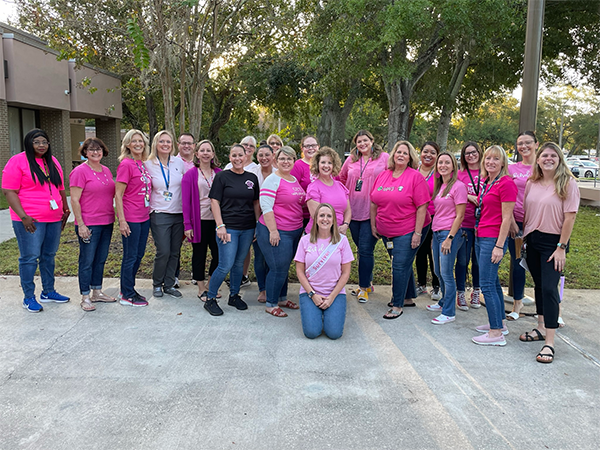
top-left (1, 206), bottom-right (598, 289)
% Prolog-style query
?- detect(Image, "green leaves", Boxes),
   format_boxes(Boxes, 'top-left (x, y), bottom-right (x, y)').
top-left (127, 17), bottom-right (150, 69)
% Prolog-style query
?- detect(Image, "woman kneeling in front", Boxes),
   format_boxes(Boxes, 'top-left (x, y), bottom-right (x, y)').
top-left (294, 203), bottom-right (354, 339)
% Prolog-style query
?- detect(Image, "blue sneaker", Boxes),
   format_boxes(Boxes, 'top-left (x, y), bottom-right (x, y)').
top-left (39, 291), bottom-right (70, 303)
top-left (23, 297), bottom-right (43, 312)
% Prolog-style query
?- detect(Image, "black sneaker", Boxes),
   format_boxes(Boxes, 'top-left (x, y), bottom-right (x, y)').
top-left (240, 276), bottom-right (251, 288)
top-left (163, 287), bottom-right (182, 298)
top-left (228, 293), bottom-right (248, 310)
top-left (204, 298), bottom-right (223, 316)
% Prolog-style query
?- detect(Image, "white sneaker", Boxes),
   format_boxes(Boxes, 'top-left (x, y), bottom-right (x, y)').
top-left (426, 303), bottom-right (442, 312)
top-left (431, 287), bottom-right (442, 301)
top-left (432, 314), bottom-right (455, 325)
top-left (415, 285), bottom-right (427, 296)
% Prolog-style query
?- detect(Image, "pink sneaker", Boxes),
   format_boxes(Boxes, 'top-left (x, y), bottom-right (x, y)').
top-left (472, 332), bottom-right (506, 346)
top-left (426, 303), bottom-right (442, 312)
top-left (475, 323), bottom-right (509, 335)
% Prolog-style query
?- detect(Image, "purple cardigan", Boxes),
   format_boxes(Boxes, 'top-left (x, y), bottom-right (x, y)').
top-left (181, 166), bottom-right (221, 243)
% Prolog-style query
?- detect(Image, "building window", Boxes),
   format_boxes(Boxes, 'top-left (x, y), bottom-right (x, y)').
top-left (8, 107), bottom-right (40, 155)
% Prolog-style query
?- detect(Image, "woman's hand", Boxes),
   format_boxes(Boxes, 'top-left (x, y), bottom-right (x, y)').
top-left (509, 219), bottom-right (519, 238)
top-left (491, 246), bottom-right (504, 264)
top-left (339, 223), bottom-right (349, 235)
top-left (441, 237), bottom-right (452, 255)
top-left (312, 294), bottom-right (325, 308)
top-left (78, 224), bottom-right (91, 240)
top-left (411, 232), bottom-right (421, 249)
top-left (269, 229), bottom-right (280, 246)
top-left (548, 248), bottom-right (566, 272)
top-left (21, 215), bottom-right (38, 233)
top-left (119, 220), bottom-right (131, 237)
top-left (467, 194), bottom-right (478, 205)
top-left (319, 295), bottom-right (335, 310)
top-left (371, 224), bottom-right (380, 239)
top-left (217, 226), bottom-right (229, 243)
top-left (61, 209), bottom-right (70, 230)
top-left (184, 229), bottom-right (193, 241)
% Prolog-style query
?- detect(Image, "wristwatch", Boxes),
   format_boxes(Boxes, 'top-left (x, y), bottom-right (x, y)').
top-left (448, 234), bottom-right (454, 240)
top-left (557, 243), bottom-right (567, 250)
top-left (308, 291), bottom-right (315, 299)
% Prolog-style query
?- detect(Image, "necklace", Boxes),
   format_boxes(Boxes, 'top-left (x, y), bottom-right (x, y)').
top-left (200, 167), bottom-right (214, 188)
top-left (87, 162), bottom-right (110, 185)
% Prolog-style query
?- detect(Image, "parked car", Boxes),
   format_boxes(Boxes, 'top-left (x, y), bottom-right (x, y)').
top-left (567, 159), bottom-right (598, 178)
top-left (566, 163), bottom-right (580, 178)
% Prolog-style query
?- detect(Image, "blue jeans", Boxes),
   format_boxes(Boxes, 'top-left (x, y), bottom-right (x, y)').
top-left (455, 227), bottom-right (479, 291)
top-left (120, 220), bottom-right (150, 299)
top-left (13, 220), bottom-right (62, 299)
top-left (382, 224), bottom-right (429, 308)
top-left (253, 240), bottom-right (267, 293)
top-left (507, 221), bottom-right (525, 300)
top-left (349, 219), bottom-right (378, 288)
top-left (476, 237), bottom-right (507, 329)
top-left (432, 230), bottom-right (465, 317)
top-left (299, 293), bottom-right (347, 339)
top-left (208, 228), bottom-right (255, 298)
top-left (256, 222), bottom-right (302, 307)
top-left (76, 223), bottom-right (114, 295)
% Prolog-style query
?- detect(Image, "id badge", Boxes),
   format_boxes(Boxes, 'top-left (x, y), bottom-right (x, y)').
top-left (355, 178), bottom-right (363, 192)
top-left (144, 194), bottom-right (150, 207)
top-left (49, 199), bottom-right (59, 210)
top-left (163, 191), bottom-right (173, 202)
top-left (386, 241), bottom-right (393, 250)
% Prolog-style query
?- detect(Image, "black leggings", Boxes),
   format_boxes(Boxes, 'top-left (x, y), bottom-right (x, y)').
top-left (525, 230), bottom-right (562, 329)
top-left (192, 220), bottom-right (219, 282)
top-left (415, 225), bottom-right (439, 288)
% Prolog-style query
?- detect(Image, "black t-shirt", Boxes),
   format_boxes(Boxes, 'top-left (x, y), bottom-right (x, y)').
top-left (209, 170), bottom-right (259, 230)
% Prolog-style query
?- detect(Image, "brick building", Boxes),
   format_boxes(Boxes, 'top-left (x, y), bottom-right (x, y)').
top-left (0, 23), bottom-right (122, 186)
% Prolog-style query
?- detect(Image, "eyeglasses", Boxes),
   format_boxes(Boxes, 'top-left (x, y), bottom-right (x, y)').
top-left (517, 140), bottom-right (535, 146)
top-left (303, 144), bottom-right (318, 149)
top-left (33, 140), bottom-right (49, 146)
top-left (277, 157), bottom-right (294, 162)
top-left (268, 142), bottom-right (280, 146)
top-left (242, 143), bottom-right (256, 149)
top-left (465, 151), bottom-right (478, 157)
top-left (87, 148), bottom-right (103, 154)
top-left (179, 142), bottom-right (194, 146)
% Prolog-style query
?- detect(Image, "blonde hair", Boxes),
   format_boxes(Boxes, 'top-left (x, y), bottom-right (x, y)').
top-left (480, 145), bottom-right (509, 180)
top-left (193, 139), bottom-right (220, 169)
top-left (119, 129), bottom-right (150, 162)
top-left (310, 147), bottom-right (342, 176)
top-left (149, 130), bottom-right (175, 161)
top-left (530, 142), bottom-right (575, 200)
top-left (350, 130), bottom-right (384, 163)
top-left (276, 146), bottom-right (297, 161)
top-left (267, 134), bottom-right (283, 147)
top-left (309, 203), bottom-right (341, 244)
top-left (388, 140), bottom-right (419, 170)
top-left (433, 152), bottom-right (459, 198)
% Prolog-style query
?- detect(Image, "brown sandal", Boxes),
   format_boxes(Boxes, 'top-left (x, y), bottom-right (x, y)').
top-left (91, 291), bottom-right (116, 303)
top-left (266, 307), bottom-right (287, 317)
top-left (80, 296), bottom-right (96, 311)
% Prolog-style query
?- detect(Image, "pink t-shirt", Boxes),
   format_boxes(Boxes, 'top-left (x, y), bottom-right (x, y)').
top-left (370, 168), bottom-right (432, 237)
top-left (69, 163), bottom-right (115, 226)
top-left (2, 152), bottom-right (65, 222)
top-left (116, 158), bottom-right (152, 223)
top-left (432, 180), bottom-right (468, 232)
top-left (476, 175), bottom-right (517, 238)
top-left (305, 178), bottom-right (349, 233)
top-left (420, 168), bottom-right (436, 216)
top-left (197, 168), bottom-right (216, 220)
top-left (457, 169), bottom-right (483, 229)
top-left (523, 178), bottom-right (580, 237)
top-left (339, 152), bottom-right (389, 221)
top-left (294, 234), bottom-right (354, 296)
top-left (175, 154), bottom-right (195, 173)
top-left (259, 174), bottom-right (306, 231)
top-left (508, 162), bottom-right (533, 222)
top-left (290, 159), bottom-right (316, 219)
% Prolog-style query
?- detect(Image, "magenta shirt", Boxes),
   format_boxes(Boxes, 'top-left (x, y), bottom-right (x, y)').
top-left (432, 180), bottom-right (468, 232)
top-left (420, 168), bottom-right (436, 216)
top-left (476, 175), bottom-right (517, 238)
top-left (69, 163), bottom-right (115, 226)
top-left (259, 175), bottom-right (306, 231)
top-left (339, 152), bottom-right (389, 221)
top-left (370, 168), bottom-right (432, 237)
top-left (457, 169), bottom-right (483, 229)
top-left (290, 159), bottom-right (316, 219)
top-left (116, 158), bottom-right (152, 223)
top-left (305, 179), bottom-right (349, 233)
top-left (2, 152), bottom-right (65, 222)
top-left (508, 162), bottom-right (533, 222)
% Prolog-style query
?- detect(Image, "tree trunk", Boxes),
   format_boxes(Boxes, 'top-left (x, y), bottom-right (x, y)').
top-left (207, 85), bottom-right (236, 146)
top-left (145, 92), bottom-right (158, 139)
top-left (384, 78), bottom-right (411, 150)
top-left (154, 0), bottom-right (175, 134)
top-left (317, 96), bottom-right (334, 148)
top-left (188, 76), bottom-right (206, 140)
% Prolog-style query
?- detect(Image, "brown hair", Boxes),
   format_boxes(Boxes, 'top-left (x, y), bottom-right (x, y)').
top-left (433, 152), bottom-right (459, 199)
top-left (530, 142), bottom-right (575, 200)
top-left (193, 139), bottom-right (220, 169)
top-left (350, 130), bottom-right (384, 163)
top-left (460, 141), bottom-right (482, 170)
top-left (80, 137), bottom-right (109, 157)
top-left (310, 147), bottom-right (342, 176)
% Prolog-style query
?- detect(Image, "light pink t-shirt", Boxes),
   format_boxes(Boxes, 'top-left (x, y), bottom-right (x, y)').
top-left (197, 168), bottom-right (216, 220)
top-left (116, 158), bottom-right (152, 223)
top-left (457, 168), bottom-right (483, 228)
top-left (339, 152), bottom-right (389, 221)
top-left (294, 234), bottom-right (354, 296)
top-left (305, 178), bottom-right (349, 233)
top-left (432, 180), bottom-right (468, 232)
top-left (523, 178), bottom-right (580, 237)
top-left (69, 163), bottom-right (115, 226)
top-left (2, 152), bottom-right (65, 222)
top-left (146, 157), bottom-right (185, 214)
top-left (476, 175), bottom-right (517, 238)
top-left (175, 154), bottom-right (195, 173)
top-left (370, 168), bottom-right (432, 237)
top-left (508, 162), bottom-right (533, 222)
top-left (259, 174), bottom-right (306, 231)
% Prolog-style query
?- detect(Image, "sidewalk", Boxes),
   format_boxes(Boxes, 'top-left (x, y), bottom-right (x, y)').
top-left (0, 277), bottom-right (598, 449)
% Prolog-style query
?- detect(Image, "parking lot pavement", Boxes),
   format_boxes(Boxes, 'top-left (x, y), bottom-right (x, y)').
top-left (0, 277), bottom-right (598, 449)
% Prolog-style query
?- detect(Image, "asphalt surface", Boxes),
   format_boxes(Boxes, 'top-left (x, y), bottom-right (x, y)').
top-left (0, 277), bottom-right (598, 450)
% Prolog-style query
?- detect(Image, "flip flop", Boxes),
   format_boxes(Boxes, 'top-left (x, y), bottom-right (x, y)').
top-left (278, 300), bottom-right (299, 310)
top-left (80, 297), bottom-right (96, 312)
top-left (266, 307), bottom-right (287, 317)
top-left (91, 292), bottom-right (116, 303)
top-left (519, 328), bottom-right (545, 342)
top-left (388, 301), bottom-right (415, 308)
top-left (507, 311), bottom-right (520, 321)
top-left (383, 309), bottom-right (403, 320)
top-left (198, 291), bottom-right (208, 302)
top-left (536, 345), bottom-right (555, 363)
top-left (558, 317), bottom-right (565, 328)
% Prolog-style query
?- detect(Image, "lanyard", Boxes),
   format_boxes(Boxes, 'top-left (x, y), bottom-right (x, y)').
top-left (359, 156), bottom-right (370, 180)
top-left (467, 169), bottom-right (480, 195)
top-left (159, 159), bottom-right (170, 191)
top-left (41, 160), bottom-right (53, 196)
top-left (133, 159), bottom-right (150, 197)
top-left (200, 168), bottom-right (214, 189)
top-left (478, 174), bottom-right (500, 208)
top-left (424, 168), bottom-right (434, 181)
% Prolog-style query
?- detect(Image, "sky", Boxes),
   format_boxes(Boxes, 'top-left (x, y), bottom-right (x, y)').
top-left (0, 1), bottom-right (17, 23)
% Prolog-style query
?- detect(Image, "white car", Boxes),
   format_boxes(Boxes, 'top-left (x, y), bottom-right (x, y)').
top-left (569, 160), bottom-right (598, 178)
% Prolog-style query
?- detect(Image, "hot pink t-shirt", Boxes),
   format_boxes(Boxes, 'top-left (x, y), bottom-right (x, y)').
top-left (294, 234), bottom-right (354, 296)
top-left (2, 152), bottom-right (65, 222)
top-left (305, 178), bottom-right (349, 233)
top-left (339, 152), bottom-right (389, 221)
top-left (420, 167), bottom-right (436, 216)
top-left (290, 159), bottom-right (316, 219)
top-left (116, 158), bottom-right (152, 223)
top-left (259, 174), bottom-right (306, 231)
top-left (370, 168), bottom-right (432, 237)
top-left (457, 168), bottom-right (483, 228)
top-left (69, 163), bottom-right (115, 226)
top-left (476, 175), bottom-right (517, 238)
top-left (432, 180), bottom-right (468, 232)
top-left (523, 178), bottom-right (580, 237)
top-left (508, 162), bottom-right (533, 222)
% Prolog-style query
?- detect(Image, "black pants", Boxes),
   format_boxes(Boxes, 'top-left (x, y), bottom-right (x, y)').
top-left (525, 230), bottom-right (562, 329)
top-left (192, 219), bottom-right (219, 282)
top-left (415, 225), bottom-right (439, 288)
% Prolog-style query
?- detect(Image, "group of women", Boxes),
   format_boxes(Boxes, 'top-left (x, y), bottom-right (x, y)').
top-left (2, 128), bottom-right (580, 360)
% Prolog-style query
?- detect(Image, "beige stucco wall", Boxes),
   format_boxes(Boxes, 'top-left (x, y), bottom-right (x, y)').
top-left (69, 61), bottom-right (123, 119)
top-left (3, 37), bottom-right (70, 110)
top-left (0, 34), bottom-right (5, 100)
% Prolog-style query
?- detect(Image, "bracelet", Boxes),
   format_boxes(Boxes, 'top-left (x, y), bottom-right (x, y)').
top-left (342, 222), bottom-right (349, 226)
top-left (215, 224), bottom-right (226, 231)
top-left (494, 245), bottom-right (503, 249)
top-left (414, 231), bottom-right (422, 236)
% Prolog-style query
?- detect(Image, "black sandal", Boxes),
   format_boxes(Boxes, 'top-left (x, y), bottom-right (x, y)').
top-left (519, 328), bottom-right (545, 342)
top-left (536, 345), bottom-right (555, 364)
top-left (198, 291), bottom-right (208, 302)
